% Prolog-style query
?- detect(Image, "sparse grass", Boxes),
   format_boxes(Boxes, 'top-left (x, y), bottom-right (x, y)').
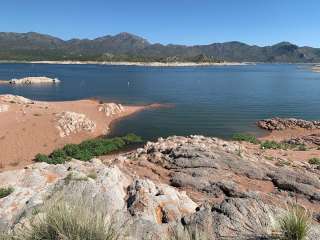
top-left (0, 187), bottom-right (14, 199)
top-left (168, 225), bottom-right (209, 240)
top-left (295, 144), bottom-right (307, 151)
top-left (35, 133), bottom-right (142, 164)
top-left (260, 141), bottom-right (287, 150)
top-left (232, 133), bottom-right (260, 144)
top-left (265, 156), bottom-right (274, 161)
top-left (7, 195), bottom-right (122, 240)
top-left (308, 157), bottom-right (320, 165)
top-left (278, 204), bottom-right (311, 240)
top-left (260, 141), bottom-right (307, 151)
top-left (260, 141), bottom-right (294, 150)
top-left (65, 172), bottom-right (89, 184)
top-left (276, 159), bottom-right (291, 167)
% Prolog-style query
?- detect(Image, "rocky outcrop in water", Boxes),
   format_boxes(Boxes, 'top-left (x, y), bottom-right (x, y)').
top-left (1, 136), bottom-right (319, 239)
top-left (56, 111), bottom-right (96, 137)
top-left (98, 103), bottom-right (124, 117)
top-left (257, 117), bottom-right (320, 131)
top-left (8, 77), bottom-right (60, 84)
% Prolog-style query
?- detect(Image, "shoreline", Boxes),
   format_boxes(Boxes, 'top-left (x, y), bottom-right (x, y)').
top-left (0, 94), bottom-right (159, 171)
top-left (0, 60), bottom-right (249, 67)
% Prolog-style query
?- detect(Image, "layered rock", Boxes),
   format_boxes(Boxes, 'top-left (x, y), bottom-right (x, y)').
top-left (98, 103), bottom-right (124, 117)
top-left (257, 117), bottom-right (320, 130)
top-left (124, 135), bottom-right (320, 239)
top-left (126, 136), bottom-right (320, 203)
top-left (56, 111), bottom-right (96, 137)
top-left (0, 159), bottom-right (197, 238)
top-left (1, 136), bottom-right (320, 239)
top-left (127, 179), bottom-right (197, 224)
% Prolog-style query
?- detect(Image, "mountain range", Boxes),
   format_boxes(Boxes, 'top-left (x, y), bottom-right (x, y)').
top-left (0, 32), bottom-right (320, 62)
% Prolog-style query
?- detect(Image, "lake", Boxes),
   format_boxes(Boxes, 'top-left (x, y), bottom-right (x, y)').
top-left (0, 63), bottom-right (319, 140)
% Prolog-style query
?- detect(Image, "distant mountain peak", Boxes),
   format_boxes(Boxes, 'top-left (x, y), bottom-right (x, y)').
top-left (0, 31), bottom-right (319, 63)
top-left (114, 32), bottom-right (150, 44)
top-left (272, 41), bottom-right (296, 47)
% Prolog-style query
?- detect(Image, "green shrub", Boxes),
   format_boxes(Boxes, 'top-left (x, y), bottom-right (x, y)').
top-left (297, 144), bottom-right (307, 151)
top-left (308, 157), bottom-right (320, 165)
top-left (260, 141), bottom-right (292, 150)
top-left (232, 133), bottom-right (260, 144)
top-left (0, 187), bottom-right (14, 199)
top-left (34, 134), bottom-right (142, 164)
top-left (34, 154), bottom-right (50, 163)
top-left (35, 150), bottom-right (70, 164)
top-left (278, 204), bottom-right (311, 240)
top-left (261, 141), bottom-right (281, 149)
top-left (122, 133), bottom-right (143, 143)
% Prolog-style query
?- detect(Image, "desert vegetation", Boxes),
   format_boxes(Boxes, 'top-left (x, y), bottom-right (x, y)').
top-left (0, 187), bottom-right (13, 199)
top-left (309, 157), bottom-right (320, 166)
top-left (278, 204), bottom-right (311, 240)
top-left (35, 133), bottom-right (142, 164)
top-left (1, 195), bottom-right (122, 240)
top-left (232, 133), bottom-right (260, 144)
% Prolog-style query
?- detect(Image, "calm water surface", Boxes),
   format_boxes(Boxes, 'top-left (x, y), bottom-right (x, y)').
top-left (0, 63), bottom-right (319, 140)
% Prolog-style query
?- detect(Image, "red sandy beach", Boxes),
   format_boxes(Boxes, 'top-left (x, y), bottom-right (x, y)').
top-left (0, 94), bottom-right (147, 170)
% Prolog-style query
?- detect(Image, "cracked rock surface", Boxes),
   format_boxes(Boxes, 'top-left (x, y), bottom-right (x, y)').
top-left (1, 136), bottom-right (319, 239)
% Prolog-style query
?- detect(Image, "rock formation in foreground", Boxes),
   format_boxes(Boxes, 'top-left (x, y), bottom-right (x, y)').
top-left (0, 136), bottom-right (319, 239)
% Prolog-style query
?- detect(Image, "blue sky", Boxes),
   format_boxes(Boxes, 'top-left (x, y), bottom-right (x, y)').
top-left (1, 0), bottom-right (319, 47)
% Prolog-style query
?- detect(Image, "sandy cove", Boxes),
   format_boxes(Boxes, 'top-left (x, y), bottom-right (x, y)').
top-left (0, 95), bottom-right (148, 170)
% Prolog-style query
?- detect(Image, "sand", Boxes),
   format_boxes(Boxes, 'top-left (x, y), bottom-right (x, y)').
top-left (0, 95), bottom-right (145, 171)
top-left (242, 128), bottom-right (320, 164)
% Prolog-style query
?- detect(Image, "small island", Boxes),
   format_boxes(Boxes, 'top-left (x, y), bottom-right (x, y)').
top-left (0, 76), bottom-right (60, 85)
top-left (312, 65), bottom-right (320, 73)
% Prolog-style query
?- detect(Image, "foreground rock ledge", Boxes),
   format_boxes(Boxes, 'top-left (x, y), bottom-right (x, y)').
top-left (0, 135), bottom-right (319, 239)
